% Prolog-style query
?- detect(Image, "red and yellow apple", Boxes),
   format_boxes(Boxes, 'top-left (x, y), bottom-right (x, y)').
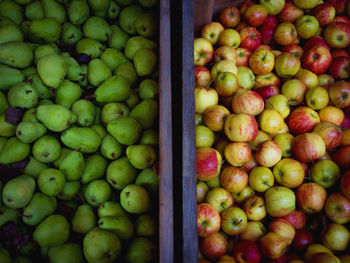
top-left (273, 158), bottom-right (305, 188)
top-left (292, 133), bottom-right (326, 163)
top-left (265, 186), bottom-right (296, 217)
top-left (296, 182), bottom-right (327, 214)
top-left (197, 203), bottom-right (221, 237)
top-left (196, 147), bottom-right (222, 181)
top-left (220, 6), bottom-right (241, 28)
top-left (232, 90), bottom-right (264, 116)
top-left (194, 38), bottom-right (214, 66)
top-left (224, 113), bottom-right (258, 142)
top-left (275, 52), bottom-right (301, 77)
top-left (259, 232), bottom-right (287, 260)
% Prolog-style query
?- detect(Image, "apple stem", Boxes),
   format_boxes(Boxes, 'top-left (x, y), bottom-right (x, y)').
top-left (248, 144), bottom-right (258, 151)
top-left (206, 79), bottom-right (213, 90)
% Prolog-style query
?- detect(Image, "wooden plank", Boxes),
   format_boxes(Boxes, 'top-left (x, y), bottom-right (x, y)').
top-left (159, 0), bottom-right (174, 262)
top-left (193, 0), bottom-right (214, 36)
top-left (182, 0), bottom-right (197, 262)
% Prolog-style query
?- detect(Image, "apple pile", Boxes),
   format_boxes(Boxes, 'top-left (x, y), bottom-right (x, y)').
top-left (194, 0), bottom-right (350, 262)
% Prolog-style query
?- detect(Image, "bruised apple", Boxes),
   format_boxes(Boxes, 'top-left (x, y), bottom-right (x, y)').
top-left (224, 113), bottom-right (258, 142)
top-left (196, 147), bottom-right (222, 181)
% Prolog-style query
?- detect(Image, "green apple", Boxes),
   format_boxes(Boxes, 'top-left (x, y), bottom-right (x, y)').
top-left (248, 166), bottom-right (274, 192)
top-left (265, 94), bottom-right (290, 119)
top-left (273, 133), bottom-right (294, 157)
top-left (232, 186), bottom-right (255, 204)
top-left (221, 207), bottom-right (248, 235)
top-left (196, 125), bottom-right (215, 148)
top-left (265, 186), bottom-right (295, 217)
top-left (310, 159), bottom-right (340, 188)
top-left (281, 79), bottom-right (306, 106)
top-left (273, 158), bottom-right (305, 188)
top-left (251, 130), bottom-right (271, 148)
top-left (295, 15), bottom-right (319, 39)
top-left (293, 0), bottom-right (319, 9)
top-left (205, 187), bottom-right (234, 213)
top-left (305, 86), bottom-right (329, 110)
top-left (237, 66), bottom-right (255, 90)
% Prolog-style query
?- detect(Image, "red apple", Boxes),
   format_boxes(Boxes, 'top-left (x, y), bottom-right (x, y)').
top-left (255, 140), bottom-right (282, 168)
top-left (319, 106), bottom-right (345, 125)
top-left (235, 21), bottom-right (249, 32)
top-left (324, 22), bottom-right (350, 49)
top-left (221, 207), bottom-right (248, 236)
top-left (278, 2), bottom-right (304, 23)
top-left (293, 229), bottom-right (314, 251)
top-left (313, 122), bottom-right (343, 150)
top-left (302, 46), bottom-right (332, 74)
top-left (201, 22), bottom-right (225, 45)
top-left (239, 27), bottom-right (262, 51)
top-left (197, 203), bottom-right (221, 237)
top-left (256, 85), bottom-right (280, 100)
top-left (224, 142), bottom-right (252, 167)
top-left (269, 218), bottom-right (295, 246)
top-left (256, 44), bottom-right (273, 51)
top-left (220, 166), bottom-right (248, 194)
top-left (232, 90), bottom-right (264, 116)
top-left (236, 47), bottom-right (252, 66)
top-left (233, 240), bottom-right (261, 263)
top-left (333, 15), bottom-right (350, 24)
top-left (203, 105), bottom-right (230, 132)
top-left (341, 116), bottom-right (350, 129)
top-left (296, 183), bottom-right (327, 214)
top-left (200, 233), bottom-right (228, 259)
top-left (303, 36), bottom-right (330, 51)
top-left (240, 1), bottom-right (255, 16)
top-left (244, 4), bottom-right (268, 27)
top-left (260, 16), bottom-right (278, 44)
top-left (332, 145), bottom-right (350, 169)
top-left (341, 170), bottom-right (350, 199)
top-left (196, 147), bottom-right (222, 181)
top-left (259, 232), bottom-right (287, 260)
top-left (240, 155), bottom-right (258, 173)
top-left (288, 107), bottom-right (320, 135)
top-left (282, 44), bottom-right (303, 59)
top-left (312, 3), bottom-right (336, 26)
top-left (214, 46), bottom-right (237, 63)
top-left (249, 49), bottom-right (275, 76)
top-left (326, 0), bottom-right (348, 14)
top-left (324, 192), bottom-right (350, 224)
top-left (195, 66), bottom-right (211, 87)
top-left (194, 38), bottom-right (214, 66)
top-left (281, 210), bottom-right (306, 229)
top-left (329, 81), bottom-right (350, 108)
top-left (220, 6), bottom-right (241, 28)
top-left (332, 48), bottom-right (350, 59)
top-left (224, 113), bottom-right (258, 142)
top-left (329, 56), bottom-right (350, 79)
top-left (273, 22), bottom-right (298, 46)
top-left (242, 195), bottom-right (266, 221)
top-left (292, 133), bottom-right (326, 163)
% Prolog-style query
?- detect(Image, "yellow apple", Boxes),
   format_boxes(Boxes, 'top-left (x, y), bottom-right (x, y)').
top-left (258, 109), bottom-right (284, 134)
top-left (295, 68), bottom-right (318, 89)
top-left (265, 94), bottom-right (290, 118)
top-left (273, 158), bottom-right (305, 188)
top-left (195, 86), bottom-right (219, 113)
top-left (211, 60), bottom-right (238, 81)
top-left (232, 186), bottom-right (255, 204)
top-left (251, 130), bottom-right (271, 148)
top-left (248, 166), bottom-right (274, 192)
top-left (273, 133), bottom-right (294, 157)
top-left (305, 86), bottom-right (329, 110)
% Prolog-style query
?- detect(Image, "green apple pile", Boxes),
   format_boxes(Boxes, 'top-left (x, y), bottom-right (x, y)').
top-left (0, 0), bottom-right (159, 262)
top-left (194, 0), bottom-right (350, 262)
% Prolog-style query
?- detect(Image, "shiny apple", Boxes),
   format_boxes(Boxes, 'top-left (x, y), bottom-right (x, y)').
top-left (232, 90), bottom-right (264, 116)
top-left (195, 66), bottom-right (211, 87)
top-left (196, 147), bottom-right (222, 181)
top-left (273, 158), bottom-right (304, 188)
top-left (248, 166), bottom-right (274, 193)
top-left (249, 49), bottom-right (275, 76)
top-left (313, 122), bottom-right (343, 150)
top-left (197, 203), bottom-right (221, 237)
top-left (302, 46), bottom-right (332, 74)
top-left (324, 192), bottom-right (350, 224)
top-left (236, 66), bottom-right (255, 91)
top-left (293, 229), bottom-right (314, 251)
top-left (292, 133), bottom-right (326, 163)
top-left (224, 113), bottom-right (258, 142)
top-left (329, 81), bottom-right (350, 108)
top-left (205, 187), bottom-right (234, 214)
top-left (221, 207), bottom-right (248, 236)
top-left (220, 166), bottom-right (248, 194)
top-left (233, 239), bottom-right (261, 263)
top-left (281, 79), bottom-right (306, 106)
top-left (310, 159), bottom-right (341, 189)
top-left (224, 142), bottom-right (252, 167)
top-left (288, 107), bottom-right (320, 135)
top-left (194, 38), bottom-right (214, 66)
top-left (255, 140), bottom-right (282, 168)
top-left (312, 3), bottom-right (336, 26)
top-left (275, 52), bottom-right (300, 78)
top-left (296, 182), bottom-right (327, 214)
top-left (278, 2), bottom-right (304, 23)
top-left (203, 105), bottom-right (230, 132)
top-left (273, 22), bottom-right (298, 46)
top-left (220, 6), bottom-right (241, 28)
top-left (265, 186), bottom-right (296, 217)
top-left (305, 86), bottom-right (329, 110)
top-left (265, 94), bottom-right (290, 119)
top-left (258, 109), bottom-right (284, 135)
top-left (200, 233), bottom-right (228, 259)
top-left (319, 106), bottom-right (345, 125)
top-left (244, 4), bottom-right (268, 27)
top-left (239, 27), bottom-right (262, 51)
top-left (322, 223), bottom-right (350, 251)
top-left (295, 15), bottom-right (319, 39)
top-left (215, 71), bottom-right (239, 97)
top-left (324, 22), bottom-right (350, 48)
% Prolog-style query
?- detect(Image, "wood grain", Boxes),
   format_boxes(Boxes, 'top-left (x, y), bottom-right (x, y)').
top-left (159, 0), bottom-right (174, 262)
top-left (183, 0), bottom-right (198, 263)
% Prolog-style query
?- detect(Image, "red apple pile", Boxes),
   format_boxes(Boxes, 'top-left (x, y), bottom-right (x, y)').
top-left (194, 0), bottom-right (350, 262)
